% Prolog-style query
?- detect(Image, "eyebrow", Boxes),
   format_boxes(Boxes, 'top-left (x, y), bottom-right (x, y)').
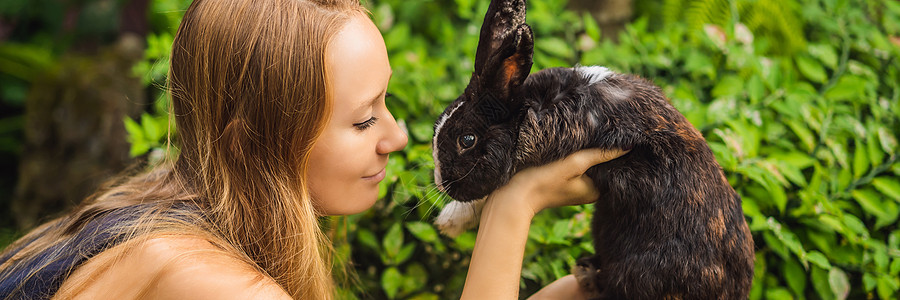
top-left (355, 70), bottom-right (394, 113)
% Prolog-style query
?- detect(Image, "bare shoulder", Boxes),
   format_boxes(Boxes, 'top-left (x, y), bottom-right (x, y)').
top-left (139, 235), bottom-right (291, 299)
top-left (57, 235), bottom-right (291, 300)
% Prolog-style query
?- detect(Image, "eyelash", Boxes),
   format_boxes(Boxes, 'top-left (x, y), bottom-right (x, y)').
top-left (354, 117), bottom-right (379, 130)
top-left (353, 93), bottom-right (392, 130)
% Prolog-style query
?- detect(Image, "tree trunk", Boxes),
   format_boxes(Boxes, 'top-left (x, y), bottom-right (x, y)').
top-left (12, 34), bottom-right (145, 229)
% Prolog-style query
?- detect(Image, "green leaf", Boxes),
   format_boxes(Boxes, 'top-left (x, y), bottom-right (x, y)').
top-left (141, 113), bottom-right (163, 143)
top-left (395, 244), bottom-right (416, 265)
top-left (865, 273), bottom-right (878, 292)
top-left (409, 121), bottom-right (434, 143)
top-left (124, 117), bottom-right (144, 143)
top-left (548, 220), bottom-right (571, 245)
top-left (809, 43), bottom-right (839, 69)
top-left (410, 293), bottom-right (439, 300)
top-left (828, 268), bottom-right (850, 300)
top-left (383, 223), bottom-right (404, 262)
top-left (747, 74), bottom-right (765, 104)
top-left (892, 259), bottom-right (900, 276)
top-left (711, 75), bottom-right (744, 98)
top-left (875, 245), bottom-right (890, 272)
top-left (812, 266), bottom-right (835, 300)
top-left (453, 231), bottom-right (476, 251)
top-left (765, 287), bottom-right (793, 300)
top-left (357, 229), bottom-right (380, 251)
top-left (868, 127), bottom-right (886, 165)
top-left (883, 169), bottom-right (900, 195)
top-left (403, 264), bottom-right (429, 294)
top-left (878, 127), bottom-right (898, 154)
top-left (129, 140), bottom-right (150, 158)
top-left (773, 160), bottom-right (807, 187)
top-left (827, 140), bottom-right (850, 169)
top-left (852, 189), bottom-right (890, 220)
top-left (750, 253), bottom-right (766, 300)
top-left (842, 214), bottom-right (870, 238)
top-left (381, 267), bottom-right (402, 299)
top-left (767, 217), bottom-right (806, 259)
top-left (784, 258), bottom-right (807, 296)
top-left (796, 55), bottom-right (827, 83)
top-left (582, 12), bottom-right (601, 41)
top-left (786, 120), bottom-right (815, 152)
top-left (536, 37), bottom-right (573, 59)
top-left (877, 274), bottom-right (899, 300)
top-left (806, 251), bottom-right (832, 269)
top-left (406, 222), bottom-right (439, 243)
top-left (853, 139), bottom-right (869, 178)
top-left (825, 75), bottom-right (866, 101)
top-left (818, 214), bottom-right (845, 233)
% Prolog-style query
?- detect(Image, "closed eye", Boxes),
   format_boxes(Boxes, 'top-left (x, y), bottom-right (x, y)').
top-left (354, 117), bottom-right (378, 130)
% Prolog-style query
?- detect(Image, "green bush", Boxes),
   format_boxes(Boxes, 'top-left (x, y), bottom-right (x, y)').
top-left (124, 0), bottom-right (900, 299)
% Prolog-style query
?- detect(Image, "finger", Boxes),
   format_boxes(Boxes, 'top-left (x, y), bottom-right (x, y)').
top-left (563, 148), bottom-right (630, 173)
top-left (573, 174), bottom-right (600, 204)
top-left (552, 175), bottom-right (599, 208)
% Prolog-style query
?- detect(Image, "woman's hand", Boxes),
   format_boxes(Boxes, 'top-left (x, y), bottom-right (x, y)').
top-left (494, 148), bottom-right (631, 216)
top-left (460, 148), bottom-right (628, 300)
top-left (527, 275), bottom-right (588, 300)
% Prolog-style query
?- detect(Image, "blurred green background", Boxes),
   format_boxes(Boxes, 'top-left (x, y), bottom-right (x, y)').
top-left (1, 0), bottom-right (900, 299)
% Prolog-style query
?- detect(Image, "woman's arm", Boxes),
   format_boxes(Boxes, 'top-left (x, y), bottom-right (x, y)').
top-left (460, 148), bottom-right (628, 299)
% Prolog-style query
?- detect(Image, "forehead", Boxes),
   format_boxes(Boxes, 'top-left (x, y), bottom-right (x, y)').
top-left (327, 13), bottom-right (391, 109)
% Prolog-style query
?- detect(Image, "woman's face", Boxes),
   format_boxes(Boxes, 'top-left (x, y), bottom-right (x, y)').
top-left (309, 13), bottom-right (408, 216)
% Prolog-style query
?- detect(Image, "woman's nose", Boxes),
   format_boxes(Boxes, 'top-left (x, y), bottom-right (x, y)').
top-left (377, 112), bottom-right (408, 155)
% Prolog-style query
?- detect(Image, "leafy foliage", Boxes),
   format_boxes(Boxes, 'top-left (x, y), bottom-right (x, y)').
top-left (645, 0), bottom-right (807, 55)
top-left (120, 0), bottom-right (900, 299)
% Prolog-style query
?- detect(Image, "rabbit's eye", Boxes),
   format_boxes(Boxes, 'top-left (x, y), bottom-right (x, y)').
top-left (459, 134), bottom-right (477, 149)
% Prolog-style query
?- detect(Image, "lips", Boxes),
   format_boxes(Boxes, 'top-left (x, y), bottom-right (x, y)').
top-left (363, 168), bottom-right (386, 181)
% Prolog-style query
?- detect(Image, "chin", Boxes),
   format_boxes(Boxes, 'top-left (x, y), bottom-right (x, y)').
top-left (324, 193), bottom-right (378, 216)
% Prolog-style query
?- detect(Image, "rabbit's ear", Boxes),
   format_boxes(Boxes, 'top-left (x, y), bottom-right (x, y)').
top-left (474, 0), bottom-right (528, 73)
top-left (472, 1), bottom-right (534, 101)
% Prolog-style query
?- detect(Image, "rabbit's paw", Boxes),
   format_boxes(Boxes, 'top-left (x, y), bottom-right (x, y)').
top-left (573, 256), bottom-right (604, 299)
top-left (434, 198), bottom-right (486, 237)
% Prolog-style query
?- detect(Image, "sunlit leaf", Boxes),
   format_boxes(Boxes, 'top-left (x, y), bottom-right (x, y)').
top-left (406, 222), bottom-right (439, 243)
top-left (877, 274), bottom-right (899, 300)
top-left (852, 189), bottom-right (890, 221)
top-left (383, 223), bottom-right (404, 262)
top-left (765, 287), bottom-right (793, 300)
top-left (382, 267), bottom-right (402, 299)
top-left (806, 251), bottom-right (832, 269)
top-left (712, 75), bottom-right (744, 98)
top-left (829, 268), bottom-right (850, 300)
top-left (878, 127), bottom-right (898, 154)
top-left (786, 120), bottom-right (815, 152)
top-left (853, 139), bottom-right (869, 178)
top-left (809, 43), bottom-right (839, 69)
top-left (873, 177), bottom-right (900, 202)
top-left (796, 55), bottom-right (827, 83)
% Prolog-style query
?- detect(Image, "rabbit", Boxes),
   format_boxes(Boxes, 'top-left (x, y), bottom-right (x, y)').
top-left (431, 0), bottom-right (755, 299)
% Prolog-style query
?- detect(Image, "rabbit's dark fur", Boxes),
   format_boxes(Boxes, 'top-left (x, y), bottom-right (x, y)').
top-left (432, 0), bottom-right (755, 299)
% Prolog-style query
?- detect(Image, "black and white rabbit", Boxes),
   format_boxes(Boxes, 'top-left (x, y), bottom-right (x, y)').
top-left (431, 0), bottom-right (755, 298)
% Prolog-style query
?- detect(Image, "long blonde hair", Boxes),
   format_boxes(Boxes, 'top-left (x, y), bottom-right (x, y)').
top-left (0, 0), bottom-right (366, 298)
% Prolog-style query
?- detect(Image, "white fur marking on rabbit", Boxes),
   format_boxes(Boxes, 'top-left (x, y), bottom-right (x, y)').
top-left (434, 197), bottom-right (486, 237)
top-left (433, 101), bottom-right (465, 191)
top-left (576, 66), bottom-right (613, 85)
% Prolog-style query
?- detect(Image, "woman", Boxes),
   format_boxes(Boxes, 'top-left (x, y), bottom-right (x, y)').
top-left (0, 0), bottom-right (626, 298)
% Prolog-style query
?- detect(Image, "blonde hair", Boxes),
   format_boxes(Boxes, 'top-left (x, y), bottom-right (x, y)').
top-left (0, 0), bottom-right (366, 298)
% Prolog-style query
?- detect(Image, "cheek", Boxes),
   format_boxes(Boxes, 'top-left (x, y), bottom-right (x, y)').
top-left (307, 131), bottom-right (381, 215)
